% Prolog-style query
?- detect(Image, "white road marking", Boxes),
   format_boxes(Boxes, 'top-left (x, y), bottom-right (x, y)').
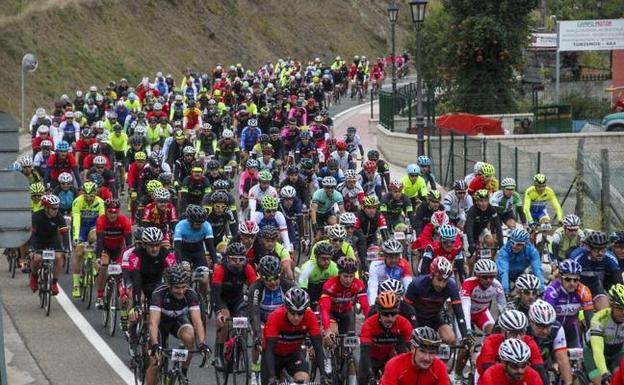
top-left (55, 287), bottom-right (134, 385)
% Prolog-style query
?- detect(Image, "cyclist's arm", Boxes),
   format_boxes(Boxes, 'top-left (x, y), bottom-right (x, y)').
top-left (71, 199), bottom-right (81, 241)
top-left (460, 291), bottom-right (473, 331)
top-left (248, 283), bottom-right (263, 338)
top-left (590, 323), bottom-right (610, 375)
top-left (496, 252), bottom-right (511, 294)
top-left (549, 191), bottom-right (564, 222)
top-left (528, 247), bottom-right (545, 291)
top-left (298, 261), bottom-right (314, 289)
top-left (450, 292), bottom-right (468, 338)
top-left (523, 190), bottom-right (534, 223)
top-left (319, 294), bottom-right (332, 331)
top-left (148, 307), bottom-right (161, 347)
top-left (203, 236), bottom-right (217, 265)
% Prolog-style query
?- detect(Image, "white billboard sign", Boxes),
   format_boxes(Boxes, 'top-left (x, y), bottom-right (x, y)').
top-left (558, 19), bottom-right (624, 51)
top-left (530, 33), bottom-right (557, 49)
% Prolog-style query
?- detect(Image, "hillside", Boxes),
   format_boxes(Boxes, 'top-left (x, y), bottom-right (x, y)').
top-left (0, 0), bottom-right (411, 125)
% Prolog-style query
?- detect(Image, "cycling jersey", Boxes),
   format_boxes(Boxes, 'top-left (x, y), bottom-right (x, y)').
top-left (206, 209), bottom-right (237, 245)
top-left (360, 313), bottom-right (412, 361)
top-left (248, 184), bottom-right (278, 216)
top-left (47, 152), bottom-right (78, 180)
top-left (141, 202), bottom-right (178, 230)
top-left (238, 171), bottom-right (259, 197)
top-left (251, 211), bottom-right (291, 251)
top-left (71, 195), bottom-right (105, 241)
top-left (528, 320), bottom-right (567, 362)
top-left (357, 170), bottom-right (382, 197)
top-left (298, 259), bottom-right (339, 303)
top-left (337, 181), bottom-right (364, 213)
top-left (109, 132), bottom-right (128, 153)
top-left (355, 210), bottom-right (388, 246)
top-left (478, 363), bottom-right (542, 385)
top-left (380, 193), bottom-right (414, 227)
top-left (249, 279), bottom-right (296, 336)
top-left (400, 174), bottom-right (427, 200)
top-left (31, 210), bottom-right (68, 250)
top-left (464, 204), bottom-right (503, 251)
top-left (544, 279), bottom-right (593, 329)
top-left (443, 190), bottom-right (473, 225)
top-left (262, 306), bottom-right (321, 357)
top-left (551, 227), bottom-right (584, 261)
top-left (124, 247), bottom-right (176, 305)
top-left (468, 175), bottom-right (499, 195)
top-left (212, 263), bottom-right (256, 311)
top-left (496, 240), bottom-right (544, 294)
top-left (589, 308), bottom-right (624, 374)
top-left (367, 258), bottom-right (413, 306)
top-left (380, 352), bottom-right (449, 385)
top-left (310, 240), bottom-right (355, 262)
top-left (319, 276), bottom-right (369, 330)
top-left (571, 247), bottom-right (622, 297)
top-left (150, 284), bottom-right (200, 320)
top-left (311, 188), bottom-right (343, 215)
top-left (460, 276), bottom-right (506, 331)
top-left (523, 185), bottom-right (563, 223)
top-left (95, 213), bottom-right (132, 253)
top-left (179, 175), bottom-right (210, 207)
top-left (477, 334), bottom-right (544, 376)
top-left (490, 190), bottom-right (526, 224)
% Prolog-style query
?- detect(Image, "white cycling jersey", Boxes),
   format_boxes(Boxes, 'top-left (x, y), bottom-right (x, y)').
top-left (366, 258), bottom-right (413, 306)
top-left (460, 276), bottom-right (506, 329)
top-left (443, 190), bottom-right (473, 223)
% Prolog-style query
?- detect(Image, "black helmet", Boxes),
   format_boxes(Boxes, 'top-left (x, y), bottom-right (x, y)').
top-left (258, 134), bottom-right (269, 143)
top-left (213, 179), bottom-right (230, 191)
top-left (287, 166), bottom-right (300, 175)
top-left (260, 225), bottom-right (279, 239)
top-left (315, 242), bottom-right (333, 257)
top-left (283, 287), bottom-right (310, 312)
top-left (258, 255), bottom-right (282, 277)
top-left (300, 158), bottom-right (314, 170)
top-left (185, 204), bottom-right (207, 223)
top-left (226, 241), bottom-right (247, 257)
top-left (207, 159), bottom-right (220, 170)
top-left (367, 150), bottom-right (380, 160)
top-left (158, 172), bottom-right (173, 185)
top-left (269, 126), bottom-right (280, 135)
top-left (211, 191), bottom-right (230, 204)
top-left (166, 265), bottom-right (190, 285)
top-left (585, 230), bottom-right (609, 248)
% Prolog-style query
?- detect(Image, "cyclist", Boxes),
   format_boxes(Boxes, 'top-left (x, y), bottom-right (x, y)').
top-left (71, 181), bottom-right (105, 297)
top-left (585, 284), bottom-right (624, 385)
top-left (612, 231), bottom-right (624, 270)
top-left (173, 205), bottom-right (218, 270)
top-left (523, 173), bottom-right (563, 225)
top-left (299, 242), bottom-right (339, 306)
top-left (417, 156), bottom-right (437, 191)
top-left (252, 195), bottom-right (292, 252)
top-left (413, 190), bottom-right (443, 235)
top-left (355, 195), bottom-right (388, 247)
top-left (53, 172), bottom-right (78, 216)
top-left (544, 259), bottom-right (594, 348)
top-left (94, 199), bottom-right (132, 309)
top-left (337, 169), bottom-right (364, 213)
top-left (369, 278), bottom-right (418, 327)
top-left (490, 178), bottom-right (527, 230)
top-left (405, 257), bottom-right (468, 345)
top-left (380, 326), bottom-right (449, 385)
top-left (215, 128), bottom-right (241, 168)
top-left (380, 179), bottom-right (415, 230)
top-left (212, 242), bottom-right (257, 370)
top-left (248, 170), bottom-right (278, 219)
top-left (571, 230), bottom-right (623, 311)
top-left (479, 338), bottom-right (543, 385)
top-left (310, 176), bottom-right (345, 235)
top-left (465, 189), bottom-right (503, 260)
top-left (419, 224), bottom-right (466, 281)
top-left (318, 158), bottom-right (345, 185)
top-left (401, 164), bottom-right (428, 213)
top-left (526, 299), bottom-right (573, 385)
top-left (146, 265), bottom-right (209, 385)
top-left (412, 210), bottom-right (450, 255)
top-left (140, 187), bottom-right (178, 246)
top-left (461, 258), bottom-right (506, 334)
top-left (30, 194), bottom-right (68, 295)
top-left (294, 130), bottom-right (318, 164)
top-left (262, 287), bottom-right (329, 385)
top-left (358, 160), bottom-right (383, 198)
top-left (359, 292), bottom-right (412, 385)
top-left (443, 180), bottom-right (472, 229)
top-left (178, 164), bottom-right (211, 213)
top-left (280, 166), bottom-right (311, 207)
top-left (29, 182), bottom-right (45, 213)
top-left (17, 156), bottom-right (42, 185)
top-left (206, 191), bottom-right (238, 248)
top-left (477, 309), bottom-right (548, 385)
top-left (343, 126), bottom-right (363, 162)
top-left (467, 162), bottom-right (498, 195)
top-left (329, 139), bottom-right (355, 172)
top-left (47, 140), bottom-right (81, 189)
top-left (551, 214), bottom-right (584, 262)
top-left (497, 228), bottom-right (544, 295)
top-left (277, 186), bottom-right (303, 253)
top-left (173, 145), bottom-right (196, 182)
top-left (251, 225), bottom-right (294, 279)
top-left (367, 239), bottom-right (413, 306)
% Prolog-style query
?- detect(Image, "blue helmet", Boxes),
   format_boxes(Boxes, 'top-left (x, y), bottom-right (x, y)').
top-left (509, 228), bottom-right (530, 243)
top-left (417, 155), bottom-right (431, 166)
top-left (438, 224), bottom-right (458, 241)
top-left (56, 140), bottom-right (70, 152)
top-left (559, 259), bottom-right (582, 275)
top-left (299, 130), bottom-right (311, 139)
top-left (406, 164), bottom-right (420, 175)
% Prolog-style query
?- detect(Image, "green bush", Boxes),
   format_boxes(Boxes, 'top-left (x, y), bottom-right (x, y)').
top-left (560, 92), bottom-right (611, 120)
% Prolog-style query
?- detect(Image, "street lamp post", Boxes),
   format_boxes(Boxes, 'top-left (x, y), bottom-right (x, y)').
top-left (21, 53), bottom-right (38, 131)
top-left (409, 0), bottom-right (427, 156)
top-left (387, 3), bottom-right (399, 95)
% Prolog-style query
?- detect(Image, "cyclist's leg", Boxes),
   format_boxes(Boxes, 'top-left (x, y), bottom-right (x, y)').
top-left (30, 251), bottom-right (42, 291)
top-left (286, 349), bottom-right (310, 383)
top-left (145, 322), bottom-right (172, 385)
top-left (71, 231), bottom-right (87, 296)
top-left (176, 316), bottom-right (195, 371)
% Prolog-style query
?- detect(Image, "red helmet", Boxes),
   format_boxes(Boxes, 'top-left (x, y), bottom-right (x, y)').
top-left (430, 211), bottom-right (449, 228)
top-left (307, 98), bottom-right (316, 107)
top-left (363, 160), bottom-right (377, 173)
top-left (238, 220), bottom-right (259, 235)
top-left (336, 140), bottom-right (347, 151)
top-left (429, 256), bottom-right (453, 279)
top-left (389, 179), bottom-right (403, 192)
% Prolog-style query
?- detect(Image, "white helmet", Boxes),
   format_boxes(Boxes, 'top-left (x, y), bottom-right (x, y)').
top-left (528, 299), bottom-right (556, 325)
top-left (37, 125), bottom-right (50, 134)
top-left (36, 108), bottom-right (46, 118)
top-left (499, 338), bottom-right (531, 365)
top-left (222, 129), bottom-right (234, 139)
top-left (58, 172), bottom-right (73, 184)
top-left (498, 309), bottom-right (528, 332)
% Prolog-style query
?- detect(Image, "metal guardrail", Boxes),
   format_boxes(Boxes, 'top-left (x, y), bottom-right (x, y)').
top-left (378, 81), bottom-right (434, 132)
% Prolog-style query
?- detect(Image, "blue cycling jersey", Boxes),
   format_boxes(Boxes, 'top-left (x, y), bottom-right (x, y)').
top-left (259, 287), bottom-right (285, 323)
top-left (173, 220), bottom-right (214, 251)
top-left (496, 240), bottom-right (544, 293)
top-left (570, 247), bottom-right (620, 294)
top-left (405, 275), bottom-right (460, 322)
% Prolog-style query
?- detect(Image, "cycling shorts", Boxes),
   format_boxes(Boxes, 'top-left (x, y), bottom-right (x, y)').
top-left (179, 249), bottom-right (208, 269)
top-left (159, 315), bottom-right (192, 340)
top-left (102, 247), bottom-right (122, 263)
top-left (223, 296), bottom-right (248, 318)
top-left (261, 348), bottom-right (308, 385)
top-left (416, 312), bottom-right (449, 330)
top-left (478, 228), bottom-right (492, 244)
top-left (471, 309), bottom-right (495, 331)
top-left (330, 310), bottom-right (356, 335)
top-left (530, 207), bottom-right (549, 222)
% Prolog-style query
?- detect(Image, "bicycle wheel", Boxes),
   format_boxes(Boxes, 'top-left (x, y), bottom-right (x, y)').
top-left (232, 338), bottom-right (249, 385)
top-left (84, 260), bottom-right (94, 309)
top-left (103, 279), bottom-right (111, 327)
top-left (215, 351), bottom-right (230, 385)
top-left (572, 370), bottom-right (589, 385)
top-left (10, 252), bottom-right (17, 278)
top-left (45, 268), bottom-right (52, 316)
top-left (108, 281), bottom-right (119, 336)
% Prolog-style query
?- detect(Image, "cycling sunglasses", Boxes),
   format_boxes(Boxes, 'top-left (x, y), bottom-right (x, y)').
top-left (213, 204), bottom-right (227, 210)
top-left (228, 256), bottom-right (247, 264)
top-left (288, 309), bottom-right (305, 316)
top-left (507, 362), bottom-right (529, 369)
top-left (512, 241), bottom-right (526, 247)
top-left (263, 209), bottom-right (276, 214)
top-left (562, 276), bottom-right (579, 283)
top-left (331, 238), bottom-right (343, 242)
top-left (380, 311), bottom-right (399, 317)
top-left (262, 275), bottom-right (280, 282)
top-left (479, 275), bottom-right (496, 280)
top-left (521, 289), bottom-right (538, 296)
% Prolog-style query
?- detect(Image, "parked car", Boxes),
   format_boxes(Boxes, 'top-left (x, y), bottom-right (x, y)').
top-left (602, 112), bottom-right (624, 131)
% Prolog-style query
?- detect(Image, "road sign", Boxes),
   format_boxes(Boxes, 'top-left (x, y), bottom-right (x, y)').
top-left (558, 19), bottom-right (624, 52)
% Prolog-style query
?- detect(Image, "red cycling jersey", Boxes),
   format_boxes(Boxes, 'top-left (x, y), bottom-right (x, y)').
top-left (360, 313), bottom-right (412, 361)
top-left (380, 352), bottom-right (449, 385)
top-left (47, 152), bottom-right (78, 180)
top-left (262, 306), bottom-right (321, 356)
top-left (319, 276), bottom-right (369, 330)
top-left (82, 154), bottom-right (112, 170)
top-left (478, 363), bottom-right (543, 385)
top-left (126, 162), bottom-right (143, 191)
top-left (476, 334), bottom-right (543, 376)
top-left (142, 202), bottom-right (178, 228)
top-left (613, 358), bottom-right (624, 385)
top-left (411, 223), bottom-right (436, 250)
top-left (95, 213), bottom-right (132, 251)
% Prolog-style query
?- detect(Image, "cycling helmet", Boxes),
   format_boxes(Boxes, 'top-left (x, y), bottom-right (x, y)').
top-left (346, 126), bottom-right (357, 134)
top-left (382, 239), bottom-right (403, 254)
top-left (410, 326), bottom-right (441, 349)
top-left (473, 161), bottom-right (484, 174)
top-left (453, 180), bottom-right (467, 191)
top-left (300, 158), bottom-right (314, 170)
top-left (533, 173), bottom-right (547, 185)
top-left (562, 214), bottom-right (581, 229)
top-left (558, 259), bottom-right (582, 275)
top-left (608, 283), bottom-right (624, 306)
top-left (363, 195), bottom-right (380, 207)
top-left (211, 191), bottom-right (230, 205)
top-left (367, 150), bottom-right (380, 160)
top-left (379, 279), bottom-right (405, 297)
top-left (146, 180), bottom-right (163, 194)
top-left (611, 231), bottom-right (624, 245)
top-left (430, 211), bottom-right (449, 227)
top-left (515, 274), bottom-right (541, 291)
top-left (427, 190), bottom-right (441, 202)
top-left (363, 160), bottom-right (377, 173)
top-left (474, 189), bottom-right (489, 200)
top-left (299, 130), bottom-right (311, 139)
top-left (129, 135), bottom-right (143, 146)
top-left (88, 172), bottom-right (104, 187)
top-left (499, 338), bottom-right (531, 364)
top-left (185, 204), bottom-right (208, 223)
top-left (30, 182), bottom-right (45, 195)
top-left (283, 287), bottom-right (310, 312)
top-left (499, 309), bottom-right (528, 332)
top-left (345, 169), bottom-right (357, 179)
top-left (314, 242), bottom-right (333, 257)
top-left (222, 129), bottom-right (234, 139)
top-left (247, 118), bottom-right (258, 127)
top-left (141, 227), bottom-right (164, 244)
top-left (500, 178), bottom-right (516, 189)
top-left (406, 164), bottom-right (420, 175)
top-left (417, 155), bottom-right (431, 166)
top-left (41, 194), bottom-right (60, 207)
top-left (82, 181), bottom-right (98, 194)
top-left (149, 151), bottom-right (163, 165)
top-left (321, 176), bottom-right (337, 188)
top-left (213, 179), bottom-right (230, 191)
top-left (327, 159), bottom-right (339, 170)
top-left (261, 195), bottom-right (278, 210)
top-left (473, 258), bottom-right (498, 275)
top-left (260, 225), bottom-right (279, 239)
top-left (201, 122), bottom-right (213, 131)
top-left (40, 140), bottom-right (53, 149)
top-left (56, 141), bottom-right (70, 152)
top-left (339, 212), bottom-right (357, 226)
top-left (105, 198), bottom-right (121, 211)
top-left (226, 242), bottom-right (247, 257)
top-left (258, 255), bottom-right (281, 277)
top-left (438, 224), bottom-right (458, 241)
top-left (158, 172), bottom-right (173, 185)
top-left (134, 151), bottom-right (147, 162)
top-left (277, 186), bottom-right (296, 200)
top-left (327, 224), bottom-right (347, 240)
top-left (286, 166), bottom-right (299, 175)
top-left (93, 155), bottom-right (107, 166)
top-left (239, 220), bottom-right (260, 235)
top-left (337, 257), bottom-right (358, 273)
top-left (429, 256), bottom-right (453, 279)
top-left (182, 146), bottom-right (195, 156)
top-left (269, 127), bottom-right (280, 135)
top-left (376, 291), bottom-right (399, 311)
top-left (58, 172), bottom-right (73, 184)
top-left (389, 180), bottom-right (403, 192)
top-left (480, 163), bottom-right (495, 177)
top-left (19, 156), bottom-right (33, 167)
top-left (258, 134), bottom-right (269, 143)
top-left (509, 228), bottom-right (530, 243)
top-left (528, 299), bottom-right (556, 325)
top-left (256, 170), bottom-right (271, 182)
top-left (153, 187), bottom-right (170, 202)
top-left (201, 159), bottom-right (217, 171)
top-left (335, 140), bottom-right (347, 151)
top-left (585, 230), bottom-right (609, 248)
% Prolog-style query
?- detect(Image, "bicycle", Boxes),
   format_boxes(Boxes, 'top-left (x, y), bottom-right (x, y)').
top-left (113, 159), bottom-right (125, 198)
top-left (63, 215), bottom-right (72, 274)
top-left (158, 347), bottom-right (206, 385)
top-left (38, 249), bottom-right (56, 317)
top-left (548, 347), bottom-right (588, 385)
top-left (6, 248), bottom-right (19, 279)
top-left (327, 333), bottom-right (359, 385)
top-left (131, 302), bottom-right (151, 385)
top-left (191, 266), bottom-right (214, 333)
top-left (214, 317), bottom-right (250, 385)
top-left (440, 330), bottom-right (484, 385)
top-left (79, 242), bottom-right (97, 309)
top-left (102, 261), bottom-right (123, 336)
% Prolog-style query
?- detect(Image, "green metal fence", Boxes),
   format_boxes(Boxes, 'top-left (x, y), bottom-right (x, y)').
top-left (378, 82), bottom-right (434, 133)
